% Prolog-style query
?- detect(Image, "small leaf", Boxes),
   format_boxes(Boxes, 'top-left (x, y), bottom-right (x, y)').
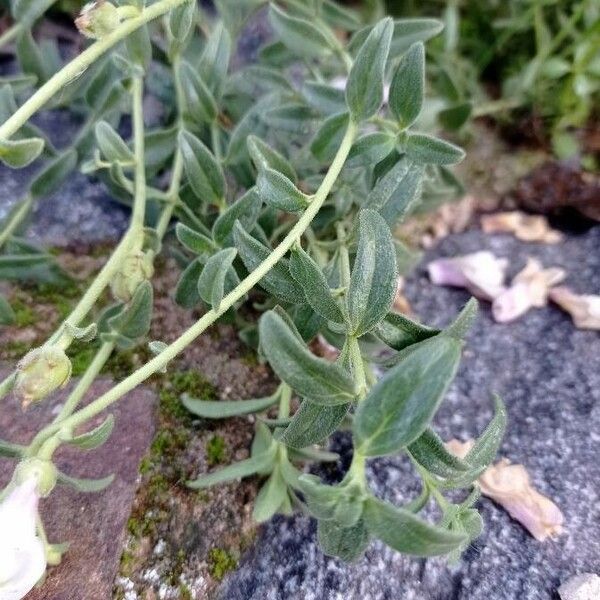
top-left (408, 428), bottom-right (470, 479)
top-left (346, 17), bottom-right (393, 121)
top-left (95, 121), bottom-right (133, 164)
top-left (107, 281), bottom-right (153, 343)
top-left (30, 149), bottom-right (77, 198)
top-left (446, 298), bottom-right (479, 340)
top-left (256, 167), bottom-right (309, 213)
top-left (259, 311), bottom-right (356, 405)
top-left (264, 102), bottom-right (318, 134)
top-left (182, 391), bottom-right (279, 418)
top-left (322, 0), bottom-right (361, 31)
top-left (180, 60), bottom-right (218, 123)
top-left (64, 322), bottom-right (97, 342)
top-left (310, 112), bottom-right (350, 163)
top-left (317, 518), bottom-right (370, 562)
top-left (347, 132), bottom-right (395, 168)
top-left (405, 133), bottom-right (465, 165)
top-left (376, 312), bottom-right (439, 351)
top-left (347, 209), bottom-right (397, 336)
top-left (0, 137), bottom-right (44, 168)
top-left (0, 295), bottom-right (16, 326)
top-left (168, 0), bottom-right (196, 54)
top-left (298, 474), bottom-right (340, 519)
top-left (363, 496), bottom-right (467, 556)
top-left (174, 258), bottom-right (203, 308)
top-left (438, 102), bottom-right (472, 131)
top-left (198, 21), bottom-right (231, 97)
top-left (212, 188), bottom-right (262, 246)
top-left (176, 222), bottom-right (217, 256)
top-left (302, 81), bottom-right (347, 115)
top-left (187, 452), bottom-right (275, 489)
top-left (64, 415), bottom-right (115, 450)
top-left (197, 247), bottom-right (238, 310)
top-left (268, 4), bottom-right (336, 59)
top-left (289, 246), bottom-right (344, 323)
top-left (253, 467), bottom-right (288, 522)
top-left (125, 25), bottom-right (152, 69)
top-left (463, 395), bottom-right (507, 470)
top-left (389, 42), bottom-right (424, 128)
top-left (57, 471), bottom-right (114, 493)
top-left (233, 222), bottom-right (302, 303)
top-left (280, 401), bottom-right (349, 449)
top-left (247, 135), bottom-right (296, 182)
top-left (354, 335), bottom-right (462, 456)
top-left (179, 130), bottom-right (225, 205)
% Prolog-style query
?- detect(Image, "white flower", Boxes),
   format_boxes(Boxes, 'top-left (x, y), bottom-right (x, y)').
top-left (549, 286), bottom-right (600, 330)
top-left (427, 251), bottom-right (508, 300)
top-left (0, 478), bottom-right (46, 600)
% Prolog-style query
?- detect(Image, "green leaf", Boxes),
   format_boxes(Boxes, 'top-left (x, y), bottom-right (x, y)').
top-left (95, 121), bottom-right (133, 164)
top-left (264, 102), bottom-right (318, 134)
top-left (0, 295), bottom-right (16, 326)
top-left (64, 322), bottom-right (97, 342)
top-left (354, 335), bottom-right (462, 456)
top-left (376, 312), bottom-right (439, 351)
top-left (187, 452), bottom-right (275, 489)
top-left (180, 60), bottom-right (218, 124)
top-left (408, 428), bottom-right (469, 479)
top-left (198, 21), bottom-right (231, 97)
top-left (57, 471), bottom-right (115, 493)
top-left (289, 246), bottom-right (344, 323)
top-left (197, 248), bottom-right (239, 310)
top-left (302, 81), bottom-right (347, 115)
top-left (0, 137), bottom-right (44, 168)
top-left (366, 157), bottom-right (424, 226)
top-left (107, 281), bottom-right (153, 343)
top-left (30, 149), bottom-right (77, 199)
top-left (405, 133), bottom-right (465, 166)
top-left (247, 136), bottom-right (296, 182)
top-left (174, 258), bottom-right (203, 308)
top-left (168, 0), bottom-right (196, 54)
top-left (345, 17), bottom-right (393, 121)
top-left (322, 0), bottom-right (361, 31)
top-left (256, 167), bottom-right (309, 213)
top-left (125, 25), bottom-right (152, 69)
top-left (463, 396), bottom-right (507, 470)
top-left (0, 253), bottom-right (53, 279)
top-left (176, 223), bottom-right (217, 256)
top-left (12, 0), bottom-right (48, 25)
top-left (317, 518), bottom-right (370, 562)
top-left (280, 400), bottom-right (349, 448)
top-left (298, 474), bottom-right (340, 519)
top-left (347, 132), bottom-right (395, 168)
top-left (310, 112), bottom-right (350, 163)
top-left (347, 209), bottom-right (397, 336)
top-left (389, 42), bottom-right (424, 128)
top-left (64, 415), bottom-right (115, 450)
top-left (0, 438), bottom-right (25, 458)
top-left (182, 391), bottom-right (279, 418)
top-left (363, 496), bottom-right (466, 556)
top-left (259, 310), bottom-right (356, 405)
top-left (438, 102), bottom-right (472, 131)
top-left (446, 298), bottom-right (479, 340)
top-left (179, 130), bottom-right (225, 205)
top-left (268, 4), bottom-right (336, 59)
top-left (233, 222), bottom-right (302, 303)
top-left (253, 466), bottom-right (289, 522)
top-left (212, 188), bottom-right (262, 246)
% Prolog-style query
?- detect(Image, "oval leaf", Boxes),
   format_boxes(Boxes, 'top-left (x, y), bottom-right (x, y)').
top-left (389, 42), bottom-right (424, 128)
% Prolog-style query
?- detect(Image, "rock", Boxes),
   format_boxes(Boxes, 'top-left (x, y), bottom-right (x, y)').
top-left (217, 226), bottom-right (600, 600)
top-left (0, 372), bottom-right (156, 600)
top-left (558, 573), bottom-right (600, 600)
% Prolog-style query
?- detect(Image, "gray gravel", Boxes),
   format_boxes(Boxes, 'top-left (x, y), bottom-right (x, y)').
top-left (217, 227), bottom-right (600, 600)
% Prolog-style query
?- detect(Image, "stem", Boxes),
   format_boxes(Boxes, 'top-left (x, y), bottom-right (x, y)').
top-left (278, 384), bottom-right (291, 419)
top-left (130, 76), bottom-right (147, 234)
top-left (0, 0), bottom-right (188, 141)
top-left (210, 122), bottom-right (222, 162)
top-left (0, 194), bottom-right (33, 249)
top-left (53, 342), bottom-right (115, 423)
top-left (0, 22), bottom-right (22, 50)
top-left (31, 121), bottom-right (358, 442)
top-left (347, 336), bottom-right (367, 400)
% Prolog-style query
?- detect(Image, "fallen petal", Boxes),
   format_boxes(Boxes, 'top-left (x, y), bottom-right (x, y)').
top-left (481, 211), bottom-right (563, 244)
top-left (549, 287), bottom-right (600, 330)
top-left (558, 573), bottom-right (600, 600)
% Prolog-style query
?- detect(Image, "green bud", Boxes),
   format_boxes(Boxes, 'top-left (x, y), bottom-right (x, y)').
top-left (75, 1), bottom-right (120, 40)
top-left (14, 458), bottom-right (58, 497)
top-left (110, 251), bottom-right (154, 303)
top-left (15, 347), bottom-right (72, 408)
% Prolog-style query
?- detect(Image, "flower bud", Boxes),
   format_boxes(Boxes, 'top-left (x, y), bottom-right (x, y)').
top-left (15, 347), bottom-right (72, 408)
top-left (0, 477), bottom-right (46, 599)
top-left (110, 250), bottom-right (154, 303)
top-left (75, 1), bottom-right (119, 39)
top-left (14, 458), bottom-right (58, 498)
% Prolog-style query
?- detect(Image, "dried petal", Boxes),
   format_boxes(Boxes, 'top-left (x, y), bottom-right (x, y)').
top-left (492, 258), bottom-right (565, 323)
top-left (75, 1), bottom-right (120, 39)
top-left (481, 211), bottom-right (563, 244)
top-left (558, 573), bottom-right (600, 600)
top-left (446, 440), bottom-right (565, 541)
top-left (428, 251), bottom-right (508, 300)
top-left (393, 277), bottom-right (412, 315)
top-left (549, 287), bottom-right (600, 330)
top-left (110, 250), bottom-right (154, 303)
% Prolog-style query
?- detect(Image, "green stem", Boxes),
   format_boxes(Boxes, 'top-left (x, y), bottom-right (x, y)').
top-left (129, 76), bottom-right (147, 234)
top-left (0, 194), bottom-right (33, 249)
top-left (0, 0), bottom-right (188, 141)
top-left (347, 336), bottom-right (367, 400)
top-left (278, 383), bottom-right (291, 419)
top-left (210, 121), bottom-right (222, 162)
top-left (30, 120), bottom-right (358, 444)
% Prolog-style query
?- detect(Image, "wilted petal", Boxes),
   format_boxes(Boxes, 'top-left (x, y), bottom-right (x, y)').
top-left (558, 573), bottom-right (600, 600)
top-left (428, 251), bottom-right (508, 300)
top-left (444, 438), bottom-right (473, 460)
top-left (481, 211), bottom-right (563, 244)
top-left (492, 258), bottom-right (565, 323)
top-left (549, 286), bottom-right (600, 330)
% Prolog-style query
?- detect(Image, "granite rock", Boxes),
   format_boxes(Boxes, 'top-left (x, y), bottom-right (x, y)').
top-left (217, 227), bottom-right (600, 600)
top-left (0, 372), bottom-right (156, 600)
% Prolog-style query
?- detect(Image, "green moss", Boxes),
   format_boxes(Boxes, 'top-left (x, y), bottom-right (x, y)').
top-left (178, 584), bottom-right (193, 600)
top-left (206, 435), bottom-right (227, 466)
top-left (207, 547), bottom-right (237, 581)
top-left (240, 351), bottom-right (259, 367)
top-left (11, 298), bottom-right (38, 327)
top-left (68, 340), bottom-right (97, 376)
top-left (159, 370), bottom-right (217, 421)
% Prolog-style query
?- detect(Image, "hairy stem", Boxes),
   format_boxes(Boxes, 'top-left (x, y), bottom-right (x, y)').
top-left (31, 121), bottom-right (358, 446)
